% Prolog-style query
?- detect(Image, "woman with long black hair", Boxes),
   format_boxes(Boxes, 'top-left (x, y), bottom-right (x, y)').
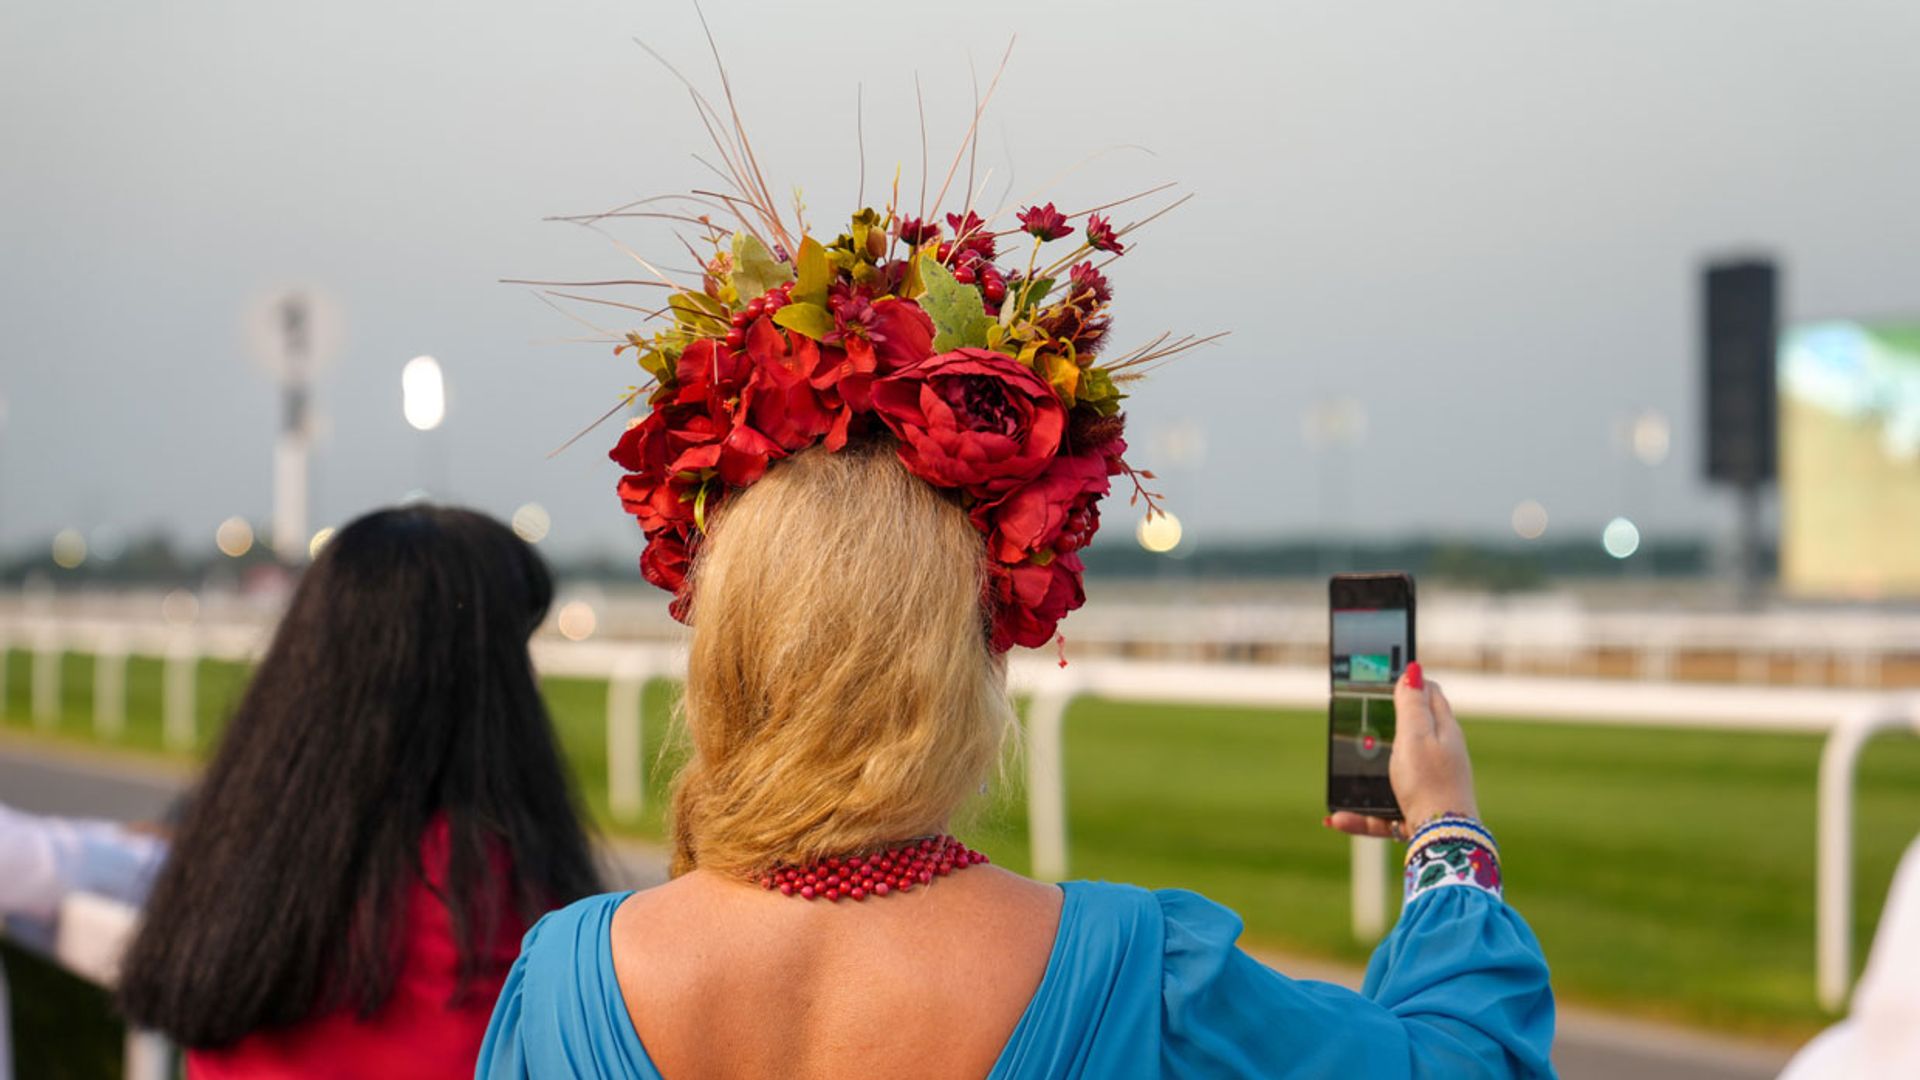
top-left (118, 505), bottom-right (601, 1078)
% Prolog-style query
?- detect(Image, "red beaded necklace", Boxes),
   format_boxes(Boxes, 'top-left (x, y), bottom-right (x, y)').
top-left (758, 834), bottom-right (988, 901)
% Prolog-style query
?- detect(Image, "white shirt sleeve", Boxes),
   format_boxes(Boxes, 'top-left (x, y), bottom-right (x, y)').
top-left (0, 802), bottom-right (166, 921)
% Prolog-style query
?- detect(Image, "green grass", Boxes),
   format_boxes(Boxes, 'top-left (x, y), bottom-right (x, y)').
top-left (5, 647), bottom-right (1919, 1046)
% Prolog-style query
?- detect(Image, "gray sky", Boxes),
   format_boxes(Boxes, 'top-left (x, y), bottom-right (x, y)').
top-left (3, 1), bottom-right (1918, 561)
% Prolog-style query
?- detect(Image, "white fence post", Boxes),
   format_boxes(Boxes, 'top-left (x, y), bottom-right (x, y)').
top-left (1816, 698), bottom-right (1920, 1011)
top-left (94, 636), bottom-right (127, 739)
top-left (31, 630), bottom-right (60, 727)
top-left (124, 1031), bottom-right (174, 1080)
top-left (606, 655), bottom-right (649, 824)
top-left (1352, 835), bottom-right (1390, 941)
top-left (163, 635), bottom-right (198, 751)
top-left (1026, 686), bottom-right (1075, 882)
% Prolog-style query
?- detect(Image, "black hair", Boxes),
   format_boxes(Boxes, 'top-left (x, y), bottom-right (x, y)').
top-left (117, 505), bottom-right (601, 1047)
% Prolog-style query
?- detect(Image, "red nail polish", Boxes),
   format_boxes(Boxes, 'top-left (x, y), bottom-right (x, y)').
top-left (1405, 661), bottom-right (1424, 690)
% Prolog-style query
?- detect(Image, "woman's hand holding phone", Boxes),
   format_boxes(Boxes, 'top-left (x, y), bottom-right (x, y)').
top-left (1327, 662), bottom-right (1479, 839)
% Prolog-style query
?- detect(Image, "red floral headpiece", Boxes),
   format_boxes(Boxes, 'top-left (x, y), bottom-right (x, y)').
top-left (550, 55), bottom-right (1216, 652)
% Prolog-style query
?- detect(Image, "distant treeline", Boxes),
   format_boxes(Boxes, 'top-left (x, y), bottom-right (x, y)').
top-left (2, 531), bottom-right (1753, 592)
top-left (1078, 536), bottom-right (1745, 591)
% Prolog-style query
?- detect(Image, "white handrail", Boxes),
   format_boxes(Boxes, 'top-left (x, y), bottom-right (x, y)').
top-left (1815, 697), bottom-right (1920, 1010)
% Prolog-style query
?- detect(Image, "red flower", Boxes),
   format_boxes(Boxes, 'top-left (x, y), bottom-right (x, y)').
top-left (820, 296), bottom-right (936, 416)
top-left (1083, 213), bottom-right (1125, 254)
top-left (972, 449), bottom-right (1115, 564)
top-left (988, 553), bottom-right (1086, 651)
top-left (1068, 262), bottom-right (1111, 305)
top-left (944, 211), bottom-right (997, 261)
top-left (871, 348), bottom-right (1067, 499)
top-left (639, 524), bottom-right (697, 621)
top-left (895, 216), bottom-right (940, 245)
top-left (1017, 203), bottom-right (1072, 242)
top-left (742, 317), bottom-right (836, 452)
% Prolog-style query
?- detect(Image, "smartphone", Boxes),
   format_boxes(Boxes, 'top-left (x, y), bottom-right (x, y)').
top-left (1326, 572), bottom-right (1415, 819)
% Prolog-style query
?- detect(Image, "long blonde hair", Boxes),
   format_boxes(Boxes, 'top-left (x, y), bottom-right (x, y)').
top-left (668, 440), bottom-right (1014, 877)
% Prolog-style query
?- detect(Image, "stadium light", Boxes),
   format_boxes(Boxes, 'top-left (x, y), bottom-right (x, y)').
top-left (402, 356), bottom-right (446, 431)
top-left (51, 528), bottom-right (87, 569)
top-left (1511, 500), bottom-right (1549, 541)
top-left (1602, 516), bottom-right (1641, 559)
top-left (556, 600), bottom-right (597, 641)
top-left (512, 502), bottom-right (551, 544)
top-left (216, 516), bottom-right (255, 558)
top-left (1136, 511), bottom-right (1184, 554)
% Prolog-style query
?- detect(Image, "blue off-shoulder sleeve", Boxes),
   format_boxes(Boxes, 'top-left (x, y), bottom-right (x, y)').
top-left (475, 890), bottom-right (657, 1080)
top-left (1159, 887), bottom-right (1555, 1078)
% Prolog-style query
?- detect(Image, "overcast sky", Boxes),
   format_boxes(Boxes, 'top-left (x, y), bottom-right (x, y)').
top-left (3, 1), bottom-right (1918, 561)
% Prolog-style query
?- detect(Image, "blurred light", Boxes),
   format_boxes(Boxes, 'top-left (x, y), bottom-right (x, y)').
top-left (51, 528), bottom-right (87, 569)
top-left (308, 526), bottom-right (336, 560)
top-left (216, 516), bottom-right (255, 558)
top-left (1602, 516), bottom-right (1641, 559)
top-left (555, 600), bottom-right (597, 641)
top-left (88, 526), bottom-right (126, 562)
top-left (1631, 410), bottom-right (1671, 466)
top-left (161, 588), bottom-right (200, 625)
top-left (402, 356), bottom-right (446, 431)
top-left (1510, 500), bottom-right (1549, 541)
top-left (1301, 399), bottom-right (1369, 450)
top-left (1136, 511), bottom-right (1184, 554)
top-left (512, 502), bottom-right (551, 544)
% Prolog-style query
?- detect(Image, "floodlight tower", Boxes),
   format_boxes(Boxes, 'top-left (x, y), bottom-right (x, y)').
top-left (272, 294), bottom-right (312, 563)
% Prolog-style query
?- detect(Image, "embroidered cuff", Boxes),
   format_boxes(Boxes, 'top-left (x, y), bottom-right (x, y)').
top-left (1403, 818), bottom-right (1503, 903)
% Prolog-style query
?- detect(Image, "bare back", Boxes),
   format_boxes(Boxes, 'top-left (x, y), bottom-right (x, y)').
top-left (610, 866), bottom-right (1063, 1080)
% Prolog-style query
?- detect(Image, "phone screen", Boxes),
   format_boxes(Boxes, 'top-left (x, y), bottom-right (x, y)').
top-left (1327, 574), bottom-right (1414, 817)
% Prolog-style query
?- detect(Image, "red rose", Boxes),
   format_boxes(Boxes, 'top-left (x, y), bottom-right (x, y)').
top-left (639, 525), bottom-right (697, 622)
top-left (871, 348), bottom-right (1067, 499)
top-left (972, 449), bottom-right (1113, 564)
top-left (742, 317), bottom-right (836, 451)
top-left (988, 552), bottom-right (1086, 651)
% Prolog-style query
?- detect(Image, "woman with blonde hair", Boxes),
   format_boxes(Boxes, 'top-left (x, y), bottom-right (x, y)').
top-left (476, 442), bottom-right (1554, 1078)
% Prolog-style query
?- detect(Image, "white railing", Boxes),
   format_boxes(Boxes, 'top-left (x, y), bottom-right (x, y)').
top-left (3, 613), bottom-right (1916, 1009)
top-left (0, 892), bottom-right (171, 1080)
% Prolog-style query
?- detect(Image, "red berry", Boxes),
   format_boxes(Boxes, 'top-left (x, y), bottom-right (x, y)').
top-left (779, 882), bottom-right (794, 896)
top-left (851, 887), bottom-right (866, 901)
top-left (874, 882), bottom-right (890, 896)
top-left (983, 280), bottom-right (1006, 302)
top-left (799, 885), bottom-right (815, 899)
top-left (746, 300), bottom-right (764, 318)
top-left (725, 329), bottom-right (744, 348)
top-left (954, 267), bottom-right (976, 285)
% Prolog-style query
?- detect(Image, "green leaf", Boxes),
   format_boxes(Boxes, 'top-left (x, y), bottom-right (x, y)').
top-left (918, 255), bottom-right (997, 352)
top-left (669, 290), bottom-right (727, 333)
top-left (1077, 366), bottom-right (1124, 416)
top-left (1021, 276), bottom-right (1055, 311)
top-left (730, 233), bottom-right (792, 302)
top-left (772, 302), bottom-right (835, 341)
top-left (793, 236), bottom-right (832, 307)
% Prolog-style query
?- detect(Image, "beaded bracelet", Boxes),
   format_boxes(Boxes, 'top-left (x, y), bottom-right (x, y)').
top-left (1402, 814), bottom-right (1503, 903)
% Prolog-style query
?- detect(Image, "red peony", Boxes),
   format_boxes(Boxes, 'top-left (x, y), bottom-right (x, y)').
top-left (1083, 213), bottom-right (1125, 254)
top-left (639, 524), bottom-right (697, 620)
top-left (871, 348), bottom-right (1067, 499)
top-left (742, 317), bottom-right (836, 452)
top-left (971, 448), bottom-right (1114, 564)
top-left (988, 553), bottom-right (1086, 651)
top-left (1017, 203), bottom-right (1072, 242)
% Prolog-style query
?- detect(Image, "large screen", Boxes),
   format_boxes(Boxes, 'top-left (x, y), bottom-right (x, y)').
top-left (1780, 320), bottom-right (1920, 597)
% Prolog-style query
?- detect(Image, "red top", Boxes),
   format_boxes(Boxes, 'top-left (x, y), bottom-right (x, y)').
top-left (187, 818), bottom-right (527, 1080)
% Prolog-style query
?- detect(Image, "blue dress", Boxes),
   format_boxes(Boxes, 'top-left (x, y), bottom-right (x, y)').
top-left (475, 879), bottom-right (1555, 1078)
